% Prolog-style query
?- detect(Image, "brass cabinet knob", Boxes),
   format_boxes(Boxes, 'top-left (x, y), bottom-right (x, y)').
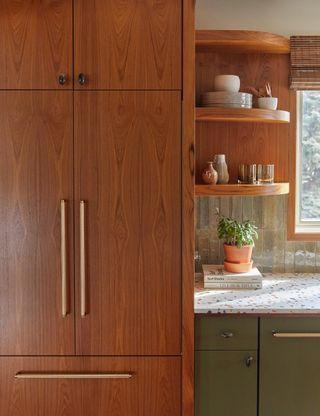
top-left (220, 330), bottom-right (234, 339)
top-left (246, 356), bottom-right (254, 367)
top-left (58, 73), bottom-right (67, 86)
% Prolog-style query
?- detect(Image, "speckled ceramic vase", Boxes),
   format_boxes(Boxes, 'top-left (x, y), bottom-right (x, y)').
top-left (213, 154), bottom-right (229, 184)
top-left (202, 161), bottom-right (218, 185)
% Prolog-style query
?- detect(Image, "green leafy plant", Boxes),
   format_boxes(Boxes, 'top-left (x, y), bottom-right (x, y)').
top-left (217, 212), bottom-right (258, 248)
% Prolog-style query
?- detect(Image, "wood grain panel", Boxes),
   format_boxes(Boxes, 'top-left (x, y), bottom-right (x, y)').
top-left (0, 92), bottom-right (74, 355)
top-left (182, 1), bottom-right (195, 416)
top-left (0, 356), bottom-right (181, 416)
top-left (195, 183), bottom-right (290, 196)
top-left (196, 107), bottom-right (290, 123)
top-left (196, 52), bottom-right (291, 184)
top-left (196, 30), bottom-right (290, 54)
top-left (75, 91), bottom-right (181, 355)
top-left (74, 0), bottom-right (181, 89)
top-left (0, 1), bottom-right (72, 89)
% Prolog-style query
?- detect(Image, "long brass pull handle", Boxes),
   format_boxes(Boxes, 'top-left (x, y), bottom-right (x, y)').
top-left (15, 372), bottom-right (133, 380)
top-left (273, 332), bottom-right (320, 338)
top-left (80, 200), bottom-right (86, 317)
top-left (61, 200), bottom-right (68, 317)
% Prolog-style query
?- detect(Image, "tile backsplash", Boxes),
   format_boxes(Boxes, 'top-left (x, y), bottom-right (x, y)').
top-left (195, 195), bottom-right (320, 273)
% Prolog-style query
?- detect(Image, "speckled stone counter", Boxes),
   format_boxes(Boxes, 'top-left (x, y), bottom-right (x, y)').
top-left (195, 273), bottom-right (320, 315)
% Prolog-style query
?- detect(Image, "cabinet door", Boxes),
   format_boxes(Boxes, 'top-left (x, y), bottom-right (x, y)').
top-left (74, 0), bottom-right (181, 90)
top-left (0, 356), bottom-right (181, 416)
top-left (195, 351), bottom-right (257, 416)
top-left (260, 318), bottom-right (320, 416)
top-left (74, 91), bottom-right (181, 355)
top-left (0, 92), bottom-right (74, 355)
top-left (0, 1), bottom-right (72, 89)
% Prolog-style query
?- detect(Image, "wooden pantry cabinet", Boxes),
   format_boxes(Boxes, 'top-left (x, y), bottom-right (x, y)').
top-left (0, 0), bottom-right (73, 89)
top-left (0, 0), bottom-right (181, 90)
top-left (0, 1), bottom-right (195, 415)
top-left (74, 91), bottom-right (181, 355)
top-left (0, 356), bottom-right (181, 416)
top-left (0, 91), bottom-right (74, 356)
top-left (74, 0), bottom-right (182, 89)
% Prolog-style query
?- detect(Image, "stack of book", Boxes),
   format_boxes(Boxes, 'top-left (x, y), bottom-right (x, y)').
top-left (203, 264), bottom-right (263, 290)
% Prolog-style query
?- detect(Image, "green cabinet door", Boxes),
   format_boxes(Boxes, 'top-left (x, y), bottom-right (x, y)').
top-left (195, 350), bottom-right (258, 416)
top-left (260, 318), bottom-right (320, 416)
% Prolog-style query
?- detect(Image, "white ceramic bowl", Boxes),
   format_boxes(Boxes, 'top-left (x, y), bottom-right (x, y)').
top-left (258, 97), bottom-right (278, 110)
top-left (214, 75), bottom-right (240, 93)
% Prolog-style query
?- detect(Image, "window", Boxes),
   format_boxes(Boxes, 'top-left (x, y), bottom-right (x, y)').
top-left (296, 91), bottom-right (320, 234)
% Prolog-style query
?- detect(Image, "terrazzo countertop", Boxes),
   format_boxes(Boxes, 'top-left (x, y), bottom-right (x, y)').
top-left (195, 273), bottom-right (320, 315)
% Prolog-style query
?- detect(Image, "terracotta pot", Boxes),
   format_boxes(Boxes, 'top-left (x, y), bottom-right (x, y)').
top-left (223, 243), bottom-right (253, 264)
top-left (224, 260), bottom-right (253, 273)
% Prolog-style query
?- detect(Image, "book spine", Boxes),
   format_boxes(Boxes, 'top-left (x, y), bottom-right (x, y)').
top-left (204, 276), bottom-right (262, 283)
top-left (204, 282), bottom-right (262, 289)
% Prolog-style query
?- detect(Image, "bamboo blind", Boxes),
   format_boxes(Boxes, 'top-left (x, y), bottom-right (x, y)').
top-left (290, 36), bottom-right (320, 89)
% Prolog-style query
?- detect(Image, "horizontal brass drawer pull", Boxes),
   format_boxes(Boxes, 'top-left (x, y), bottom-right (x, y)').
top-left (272, 332), bottom-right (320, 338)
top-left (15, 372), bottom-right (133, 380)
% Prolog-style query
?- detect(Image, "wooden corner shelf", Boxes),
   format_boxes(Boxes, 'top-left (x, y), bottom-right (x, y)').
top-left (196, 30), bottom-right (290, 54)
top-left (195, 183), bottom-right (290, 197)
top-left (196, 107), bottom-right (290, 124)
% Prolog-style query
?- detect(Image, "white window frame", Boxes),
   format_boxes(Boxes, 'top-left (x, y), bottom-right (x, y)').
top-left (295, 91), bottom-right (320, 234)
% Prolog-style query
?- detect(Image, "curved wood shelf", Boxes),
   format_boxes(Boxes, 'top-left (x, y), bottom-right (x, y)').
top-left (195, 183), bottom-right (290, 197)
top-left (196, 107), bottom-right (290, 124)
top-left (196, 30), bottom-right (290, 54)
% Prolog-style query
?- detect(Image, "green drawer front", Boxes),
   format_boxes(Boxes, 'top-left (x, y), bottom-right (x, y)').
top-left (195, 350), bottom-right (258, 416)
top-left (195, 316), bottom-right (258, 350)
top-left (260, 317), bottom-right (320, 416)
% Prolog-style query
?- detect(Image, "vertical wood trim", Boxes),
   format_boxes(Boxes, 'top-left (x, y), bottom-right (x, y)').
top-left (287, 90), bottom-right (298, 240)
top-left (182, 1), bottom-right (195, 415)
top-left (287, 91), bottom-right (320, 240)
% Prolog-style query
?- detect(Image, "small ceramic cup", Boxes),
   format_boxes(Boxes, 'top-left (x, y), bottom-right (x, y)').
top-left (214, 75), bottom-right (240, 93)
top-left (258, 97), bottom-right (278, 110)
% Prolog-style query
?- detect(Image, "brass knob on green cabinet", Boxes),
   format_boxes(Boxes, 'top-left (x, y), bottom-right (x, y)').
top-left (220, 330), bottom-right (234, 339)
top-left (246, 356), bottom-right (254, 367)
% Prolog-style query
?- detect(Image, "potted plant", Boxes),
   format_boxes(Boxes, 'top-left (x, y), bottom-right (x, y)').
top-left (217, 212), bottom-right (258, 273)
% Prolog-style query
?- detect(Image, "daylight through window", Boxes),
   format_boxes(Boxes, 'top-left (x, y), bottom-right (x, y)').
top-left (296, 91), bottom-right (320, 233)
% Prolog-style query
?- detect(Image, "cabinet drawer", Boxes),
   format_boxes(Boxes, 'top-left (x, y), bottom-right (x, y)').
top-left (261, 317), bottom-right (320, 348)
top-left (260, 318), bottom-right (320, 416)
top-left (195, 316), bottom-right (258, 350)
top-left (0, 357), bottom-right (180, 416)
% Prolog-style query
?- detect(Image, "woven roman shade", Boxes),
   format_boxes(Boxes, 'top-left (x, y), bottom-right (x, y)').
top-left (290, 36), bottom-right (320, 89)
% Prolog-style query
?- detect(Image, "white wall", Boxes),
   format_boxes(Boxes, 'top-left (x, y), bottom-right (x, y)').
top-left (196, 0), bottom-right (320, 36)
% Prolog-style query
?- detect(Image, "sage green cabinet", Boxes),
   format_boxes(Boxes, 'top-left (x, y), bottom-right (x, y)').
top-left (195, 317), bottom-right (258, 416)
top-left (196, 316), bottom-right (320, 416)
top-left (260, 317), bottom-right (320, 416)
top-left (195, 316), bottom-right (258, 351)
top-left (195, 350), bottom-right (258, 416)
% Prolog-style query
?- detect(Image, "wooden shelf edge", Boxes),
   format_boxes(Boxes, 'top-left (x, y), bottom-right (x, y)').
top-left (196, 107), bottom-right (290, 124)
top-left (195, 183), bottom-right (290, 197)
top-left (196, 30), bottom-right (290, 54)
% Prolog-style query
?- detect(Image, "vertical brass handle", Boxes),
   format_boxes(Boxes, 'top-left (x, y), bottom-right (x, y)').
top-left (80, 200), bottom-right (86, 317)
top-left (61, 200), bottom-right (68, 317)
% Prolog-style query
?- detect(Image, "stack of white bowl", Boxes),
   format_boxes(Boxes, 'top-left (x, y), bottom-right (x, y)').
top-left (201, 75), bottom-right (252, 109)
